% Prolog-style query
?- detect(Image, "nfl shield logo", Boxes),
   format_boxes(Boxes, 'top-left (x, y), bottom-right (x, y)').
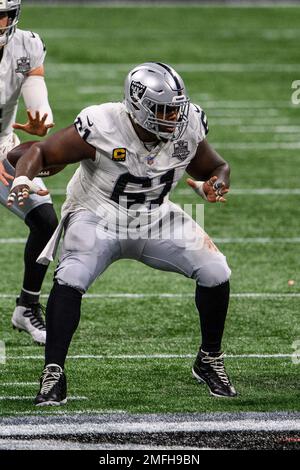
top-left (146, 155), bottom-right (156, 165)
top-left (15, 57), bottom-right (31, 75)
top-left (172, 140), bottom-right (190, 161)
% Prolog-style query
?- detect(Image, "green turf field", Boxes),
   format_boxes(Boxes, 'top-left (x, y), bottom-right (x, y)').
top-left (0, 4), bottom-right (299, 416)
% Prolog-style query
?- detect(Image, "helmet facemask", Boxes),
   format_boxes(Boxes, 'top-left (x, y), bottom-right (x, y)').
top-left (0, 1), bottom-right (21, 47)
top-left (141, 97), bottom-right (190, 141)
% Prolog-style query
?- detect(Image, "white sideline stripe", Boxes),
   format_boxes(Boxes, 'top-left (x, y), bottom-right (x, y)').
top-left (0, 396), bottom-right (87, 401)
top-left (5, 409), bottom-right (126, 416)
top-left (0, 419), bottom-right (299, 436)
top-left (5, 353), bottom-right (298, 360)
top-left (0, 293), bottom-right (300, 300)
top-left (2, 237), bottom-right (300, 245)
top-left (46, 63), bottom-right (300, 73)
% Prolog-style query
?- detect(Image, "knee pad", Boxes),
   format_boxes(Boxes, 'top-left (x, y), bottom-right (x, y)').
top-left (55, 262), bottom-right (92, 294)
top-left (194, 254), bottom-right (231, 288)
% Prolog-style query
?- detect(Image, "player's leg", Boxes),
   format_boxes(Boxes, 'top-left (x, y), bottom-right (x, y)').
top-left (34, 210), bottom-right (121, 406)
top-left (0, 156), bottom-right (58, 344)
top-left (138, 202), bottom-right (236, 397)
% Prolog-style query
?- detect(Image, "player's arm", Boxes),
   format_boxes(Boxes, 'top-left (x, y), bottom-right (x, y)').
top-left (7, 125), bottom-right (96, 207)
top-left (186, 139), bottom-right (230, 203)
top-left (13, 65), bottom-right (54, 137)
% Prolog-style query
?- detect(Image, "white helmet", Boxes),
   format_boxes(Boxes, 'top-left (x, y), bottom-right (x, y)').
top-left (0, 0), bottom-right (21, 47)
top-left (124, 62), bottom-right (190, 141)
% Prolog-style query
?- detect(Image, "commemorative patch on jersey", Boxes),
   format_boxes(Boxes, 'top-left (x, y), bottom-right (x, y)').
top-left (15, 57), bottom-right (31, 75)
top-left (112, 148), bottom-right (127, 162)
top-left (172, 140), bottom-right (190, 161)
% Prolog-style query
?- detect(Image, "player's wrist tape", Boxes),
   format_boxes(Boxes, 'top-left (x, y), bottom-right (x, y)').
top-left (190, 180), bottom-right (208, 200)
top-left (22, 76), bottom-right (54, 128)
top-left (11, 176), bottom-right (41, 194)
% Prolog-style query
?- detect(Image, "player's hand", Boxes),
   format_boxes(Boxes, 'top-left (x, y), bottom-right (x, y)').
top-left (0, 161), bottom-right (14, 186)
top-left (7, 178), bottom-right (49, 207)
top-left (13, 110), bottom-right (55, 137)
top-left (187, 175), bottom-right (229, 203)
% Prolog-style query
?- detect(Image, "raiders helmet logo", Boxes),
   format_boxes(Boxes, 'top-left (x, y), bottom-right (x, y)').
top-left (130, 80), bottom-right (146, 103)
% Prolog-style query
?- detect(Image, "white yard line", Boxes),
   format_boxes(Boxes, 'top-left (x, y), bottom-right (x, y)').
top-left (213, 238), bottom-right (300, 243)
top-left (0, 396), bottom-right (87, 400)
top-left (238, 126), bottom-right (300, 133)
top-left (4, 353), bottom-right (298, 360)
top-left (0, 237), bottom-right (297, 245)
top-left (213, 142), bottom-right (300, 150)
top-left (77, 85), bottom-right (123, 94)
top-left (1, 237), bottom-right (300, 245)
top-left (0, 293), bottom-right (299, 300)
top-left (46, 63), bottom-right (300, 73)
top-left (211, 118), bottom-right (296, 125)
top-left (1, 383), bottom-right (38, 386)
top-left (29, 3), bottom-right (300, 9)
top-left (47, 188), bottom-right (300, 196)
top-left (176, 188), bottom-right (300, 195)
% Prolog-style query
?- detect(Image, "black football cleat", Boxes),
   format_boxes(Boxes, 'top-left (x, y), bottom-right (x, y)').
top-left (192, 350), bottom-right (237, 398)
top-left (34, 364), bottom-right (67, 406)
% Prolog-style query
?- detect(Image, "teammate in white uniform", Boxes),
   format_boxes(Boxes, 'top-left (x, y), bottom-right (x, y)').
top-left (8, 62), bottom-right (237, 403)
top-left (0, 0), bottom-right (58, 344)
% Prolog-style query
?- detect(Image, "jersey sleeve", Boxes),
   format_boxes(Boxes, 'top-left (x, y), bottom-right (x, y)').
top-left (74, 106), bottom-right (101, 149)
top-left (191, 103), bottom-right (209, 143)
top-left (23, 31), bottom-right (47, 71)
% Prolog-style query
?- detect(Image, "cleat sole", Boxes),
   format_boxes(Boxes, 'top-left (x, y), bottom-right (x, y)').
top-left (35, 398), bottom-right (67, 407)
top-left (12, 322), bottom-right (46, 345)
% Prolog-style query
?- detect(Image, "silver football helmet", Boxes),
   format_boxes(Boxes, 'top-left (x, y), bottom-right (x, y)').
top-left (0, 0), bottom-right (21, 47)
top-left (124, 62), bottom-right (190, 141)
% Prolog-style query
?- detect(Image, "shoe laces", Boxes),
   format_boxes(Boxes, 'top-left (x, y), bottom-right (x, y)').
top-left (23, 304), bottom-right (46, 331)
top-left (40, 367), bottom-right (62, 395)
top-left (201, 353), bottom-right (230, 386)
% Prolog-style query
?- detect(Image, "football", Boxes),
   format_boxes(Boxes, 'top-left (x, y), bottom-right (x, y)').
top-left (7, 140), bottom-right (66, 177)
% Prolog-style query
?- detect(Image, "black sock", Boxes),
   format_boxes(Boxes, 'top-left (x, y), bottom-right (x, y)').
top-left (45, 282), bottom-right (82, 368)
top-left (195, 281), bottom-right (230, 353)
top-left (21, 204), bottom-right (58, 298)
top-left (18, 288), bottom-right (40, 306)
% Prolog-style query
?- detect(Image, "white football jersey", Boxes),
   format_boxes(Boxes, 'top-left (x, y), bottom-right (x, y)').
top-left (0, 29), bottom-right (46, 142)
top-left (63, 102), bottom-right (208, 220)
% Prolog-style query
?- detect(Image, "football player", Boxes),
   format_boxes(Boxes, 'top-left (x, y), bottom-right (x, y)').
top-left (8, 62), bottom-right (237, 403)
top-left (0, 0), bottom-right (58, 344)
